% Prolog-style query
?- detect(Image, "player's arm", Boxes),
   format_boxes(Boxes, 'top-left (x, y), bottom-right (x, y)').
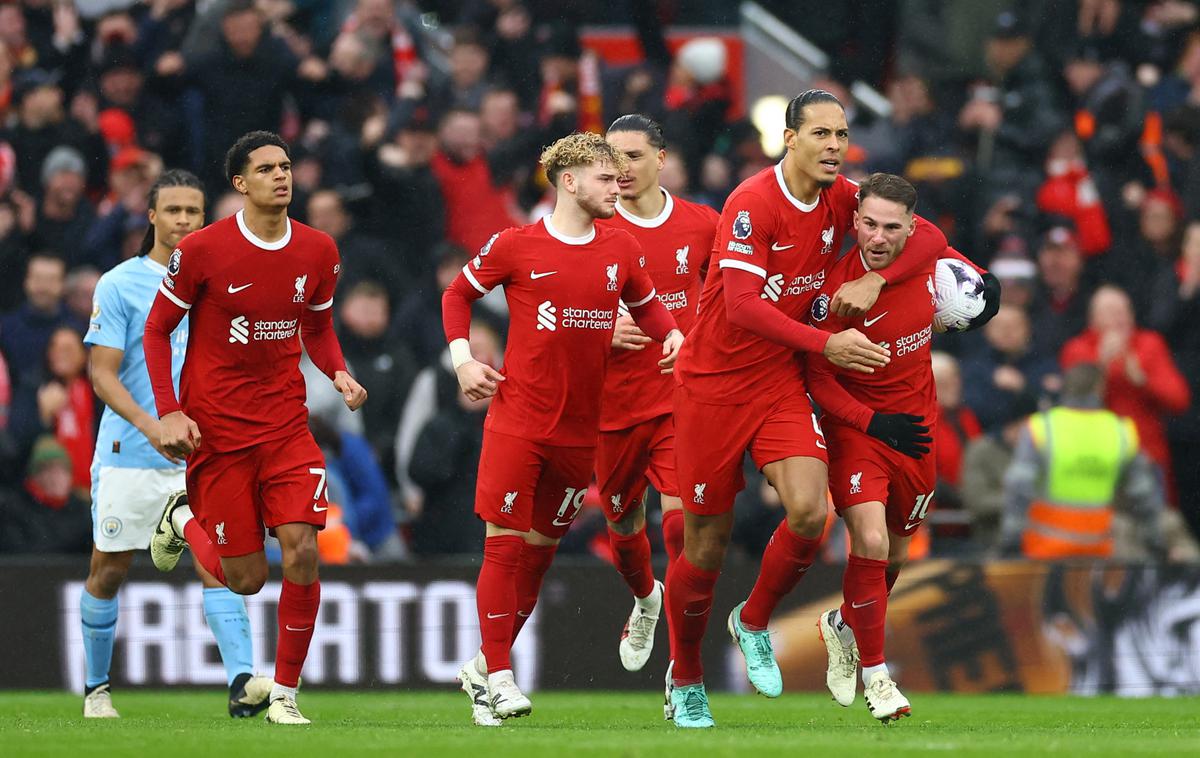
top-left (144, 289), bottom-right (201, 457)
top-left (443, 232), bottom-right (509, 400)
top-left (304, 241), bottom-right (366, 410)
top-left (89, 346), bottom-right (181, 464)
top-left (621, 246), bottom-right (683, 373)
top-left (831, 215), bottom-right (948, 318)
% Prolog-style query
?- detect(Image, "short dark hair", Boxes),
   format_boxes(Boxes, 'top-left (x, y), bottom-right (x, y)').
top-left (224, 130), bottom-right (290, 184)
top-left (857, 172), bottom-right (918, 214)
top-left (1062, 362), bottom-right (1104, 401)
top-left (607, 114), bottom-right (666, 150)
top-left (141, 169), bottom-right (204, 256)
top-left (28, 251), bottom-right (66, 273)
top-left (785, 89), bottom-right (844, 130)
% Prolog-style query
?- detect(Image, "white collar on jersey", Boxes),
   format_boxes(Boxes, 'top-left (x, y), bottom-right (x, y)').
top-left (774, 161), bottom-right (820, 213)
top-left (236, 208), bottom-right (292, 250)
top-left (542, 215), bottom-right (595, 245)
top-left (141, 256), bottom-right (168, 275)
top-left (614, 188), bottom-right (674, 228)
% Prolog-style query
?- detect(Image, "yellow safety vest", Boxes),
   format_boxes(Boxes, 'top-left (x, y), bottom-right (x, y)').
top-left (1021, 407), bottom-right (1137, 559)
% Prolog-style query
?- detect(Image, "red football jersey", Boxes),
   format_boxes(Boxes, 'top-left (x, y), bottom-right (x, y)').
top-left (596, 190), bottom-right (718, 430)
top-left (808, 219), bottom-right (945, 426)
top-left (676, 164), bottom-right (859, 403)
top-left (460, 217), bottom-right (658, 447)
top-left (155, 211), bottom-right (340, 452)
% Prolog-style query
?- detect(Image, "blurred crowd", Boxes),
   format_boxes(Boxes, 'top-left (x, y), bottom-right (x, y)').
top-left (0, 0), bottom-right (1197, 565)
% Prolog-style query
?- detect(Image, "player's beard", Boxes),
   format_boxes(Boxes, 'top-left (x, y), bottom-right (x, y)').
top-left (576, 190), bottom-right (616, 220)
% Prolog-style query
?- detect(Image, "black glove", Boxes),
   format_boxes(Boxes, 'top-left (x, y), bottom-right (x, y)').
top-left (866, 412), bottom-right (932, 459)
top-left (965, 272), bottom-right (1001, 331)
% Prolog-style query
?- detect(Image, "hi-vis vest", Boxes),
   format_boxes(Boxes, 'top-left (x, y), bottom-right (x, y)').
top-left (1022, 407), bottom-right (1138, 559)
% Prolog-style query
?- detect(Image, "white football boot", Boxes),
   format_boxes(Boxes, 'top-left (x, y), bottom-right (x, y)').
top-left (619, 580), bottom-right (664, 672)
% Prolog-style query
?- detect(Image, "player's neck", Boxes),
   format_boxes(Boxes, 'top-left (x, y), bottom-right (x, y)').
top-left (619, 187), bottom-right (666, 220)
top-left (148, 241), bottom-right (172, 266)
top-left (781, 157), bottom-right (822, 205)
top-left (549, 201), bottom-right (595, 239)
top-left (241, 204), bottom-right (290, 243)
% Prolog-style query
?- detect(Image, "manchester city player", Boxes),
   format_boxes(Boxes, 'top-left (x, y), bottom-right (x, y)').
top-left (79, 170), bottom-right (271, 718)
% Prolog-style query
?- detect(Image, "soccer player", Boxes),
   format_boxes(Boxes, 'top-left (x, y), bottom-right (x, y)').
top-left (665, 90), bottom-right (943, 728)
top-left (79, 170), bottom-right (271, 719)
top-left (144, 131), bottom-right (367, 726)
top-left (807, 174), bottom-right (994, 724)
top-left (442, 132), bottom-right (683, 726)
top-left (596, 115), bottom-right (718, 673)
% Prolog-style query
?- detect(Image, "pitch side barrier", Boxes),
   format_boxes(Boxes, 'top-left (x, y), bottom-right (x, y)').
top-left (1, 558), bottom-right (1195, 696)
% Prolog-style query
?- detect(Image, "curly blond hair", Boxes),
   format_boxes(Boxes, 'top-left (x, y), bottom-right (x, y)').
top-left (540, 131), bottom-right (629, 187)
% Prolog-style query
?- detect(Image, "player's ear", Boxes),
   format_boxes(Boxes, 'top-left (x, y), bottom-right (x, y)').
top-left (852, 209), bottom-right (860, 230)
top-left (231, 175), bottom-right (247, 195)
top-left (782, 128), bottom-right (795, 151)
top-left (907, 217), bottom-right (916, 237)
top-left (656, 149), bottom-right (666, 170)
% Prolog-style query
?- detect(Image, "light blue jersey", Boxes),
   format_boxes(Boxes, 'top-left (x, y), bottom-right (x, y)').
top-left (85, 256), bottom-right (187, 470)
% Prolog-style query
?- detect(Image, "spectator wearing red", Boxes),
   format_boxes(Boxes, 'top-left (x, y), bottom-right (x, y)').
top-left (1035, 131), bottom-right (1111, 256)
top-left (1060, 285), bottom-right (1191, 496)
top-left (429, 108), bottom-right (520, 253)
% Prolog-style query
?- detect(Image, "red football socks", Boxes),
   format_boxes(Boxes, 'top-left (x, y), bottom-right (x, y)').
top-left (608, 527), bottom-right (655, 599)
top-left (476, 535), bottom-right (524, 673)
top-left (275, 579), bottom-right (320, 687)
top-left (840, 554), bottom-right (889, 667)
top-left (510, 542), bottom-right (557, 644)
top-left (183, 519), bottom-right (226, 585)
top-left (661, 509), bottom-right (684, 566)
top-left (665, 555), bottom-right (719, 684)
top-left (740, 521), bottom-right (821, 630)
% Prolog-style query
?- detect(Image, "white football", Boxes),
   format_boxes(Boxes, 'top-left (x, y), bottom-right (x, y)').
top-left (934, 258), bottom-right (986, 332)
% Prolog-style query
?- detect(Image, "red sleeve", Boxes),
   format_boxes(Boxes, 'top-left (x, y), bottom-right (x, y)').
top-left (442, 230), bottom-right (512, 343)
top-left (301, 306), bottom-right (348, 379)
top-left (619, 236), bottom-right (656, 309)
top-left (723, 267), bottom-right (830, 353)
top-left (942, 245), bottom-right (987, 275)
top-left (1059, 334), bottom-right (1091, 370)
top-left (307, 234), bottom-right (341, 311)
top-left (144, 293), bottom-right (187, 417)
top-left (878, 216), bottom-right (946, 284)
top-left (628, 297), bottom-right (677, 342)
top-left (1139, 332), bottom-right (1191, 413)
top-left (804, 355), bottom-right (873, 432)
top-left (715, 189), bottom-right (775, 279)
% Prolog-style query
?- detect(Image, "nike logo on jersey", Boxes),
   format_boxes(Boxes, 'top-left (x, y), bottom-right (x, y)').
top-left (851, 599), bottom-right (877, 609)
top-left (530, 270), bottom-right (558, 279)
top-left (313, 504), bottom-right (328, 512)
top-left (770, 242), bottom-right (795, 251)
top-left (863, 311), bottom-right (888, 327)
top-left (227, 283), bottom-right (254, 294)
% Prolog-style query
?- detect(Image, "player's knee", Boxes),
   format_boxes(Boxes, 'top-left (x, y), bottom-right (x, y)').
top-left (227, 570), bottom-right (267, 595)
top-left (854, 527), bottom-right (890, 561)
top-left (284, 536), bottom-right (320, 574)
top-left (783, 503), bottom-right (827, 538)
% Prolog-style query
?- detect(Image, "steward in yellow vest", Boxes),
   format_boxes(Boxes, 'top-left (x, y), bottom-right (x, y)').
top-left (999, 364), bottom-right (1164, 559)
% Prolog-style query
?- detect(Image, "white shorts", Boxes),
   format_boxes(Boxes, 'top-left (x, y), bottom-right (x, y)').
top-left (90, 465), bottom-right (186, 552)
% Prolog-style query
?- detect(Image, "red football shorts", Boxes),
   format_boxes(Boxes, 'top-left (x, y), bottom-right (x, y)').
top-left (595, 413), bottom-right (678, 523)
top-left (474, 429), bottom-right (595, 539)
top-left (825, 423), bottom-right (937, 537)
top-left (185, 427), bottom-right (328, 557)
top-left (674, 384), bottom-right (828, 516)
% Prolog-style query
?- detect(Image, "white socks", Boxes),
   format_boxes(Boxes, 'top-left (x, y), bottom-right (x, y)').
top-left (862, 663), bottom-right (889, 686)
top-left (270, 682), bottom-right (297, 702)
top-left (171, 504), bottom-right (194, 536)
top-left (636, 581), bottom-right (663, 610)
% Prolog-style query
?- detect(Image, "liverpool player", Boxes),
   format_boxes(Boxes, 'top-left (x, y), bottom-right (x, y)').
top-left (80, 169), bottom-right (271, 719)
top-left (144, 131), bottom-right (367, 726)
top-left (808, 174), bottom-right (994, 723)
top-left (442, 132), bottom-right (683, 726)
top-left (597, 115), bottom-right (718, 673)
top-left (665, 90), bottom-right (942, 728)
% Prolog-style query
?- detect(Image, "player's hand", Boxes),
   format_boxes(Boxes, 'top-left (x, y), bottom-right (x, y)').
top-left (824, 329), bottom-right (890, 374)
top-left (866, 412), bottom-right (932, 459)
top-left (612, 315), bottom-right (650, 351)
top-left (831, 272), bottom-right (885, 318)
top-left (160, 411), bottom-right (201, 458)
top-left (456, 360), bottom-right (505, 401)
top-left (334, 371), bottom-right (368, 411)
top-left (138, 419), bottom-right (184, 465)
top-left (658, 329), bottom-right (684, 374)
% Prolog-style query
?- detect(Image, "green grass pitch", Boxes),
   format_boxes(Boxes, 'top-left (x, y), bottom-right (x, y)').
top-left (2, 690), bottom-right (1197, 756)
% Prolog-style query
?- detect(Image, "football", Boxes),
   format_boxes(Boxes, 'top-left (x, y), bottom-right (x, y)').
top-left (934, 258), bottom-right (986, 332)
